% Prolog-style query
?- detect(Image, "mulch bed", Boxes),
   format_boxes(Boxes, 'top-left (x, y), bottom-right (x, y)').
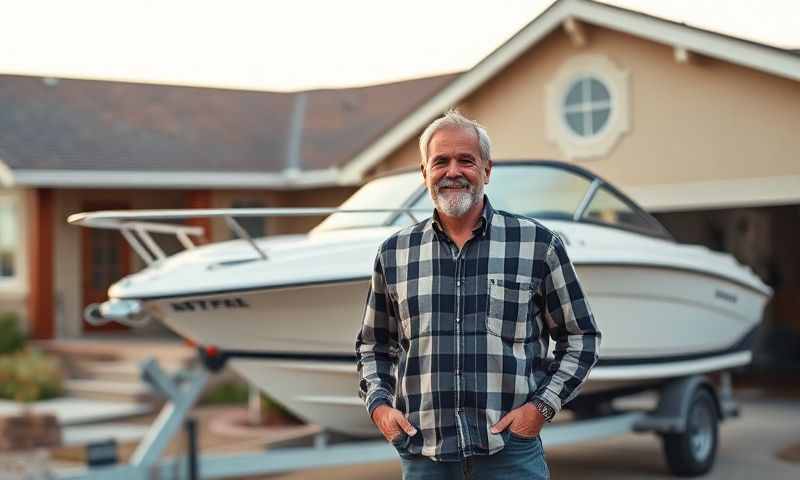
top-left (777, 442), bottom-right (800, 464)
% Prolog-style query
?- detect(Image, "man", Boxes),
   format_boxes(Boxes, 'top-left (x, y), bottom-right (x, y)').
top-left (356, 110), bottom-right (600, 479)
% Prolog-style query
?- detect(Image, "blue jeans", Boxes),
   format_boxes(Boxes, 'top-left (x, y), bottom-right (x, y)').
top-left (396, 433), bottom-right (550, 480)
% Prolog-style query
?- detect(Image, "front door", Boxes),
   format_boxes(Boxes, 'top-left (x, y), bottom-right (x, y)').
top-left (81, 203), bottom-right (132, 333)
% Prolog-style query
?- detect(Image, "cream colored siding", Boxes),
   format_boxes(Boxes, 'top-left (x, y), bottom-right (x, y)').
top-left (371, 140), bottom-right (421, 177)
top-left (370, 26), bottom-right (800, 202)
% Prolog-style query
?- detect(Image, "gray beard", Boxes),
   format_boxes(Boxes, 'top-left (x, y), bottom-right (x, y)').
top-left (432, 181), bottom-right (484, 218)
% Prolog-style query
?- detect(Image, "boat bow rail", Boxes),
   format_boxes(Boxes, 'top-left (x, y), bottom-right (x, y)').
top-left (69, 207), bottom-right (427, 327)
top-left (68, 207), bottom-right (429, 265)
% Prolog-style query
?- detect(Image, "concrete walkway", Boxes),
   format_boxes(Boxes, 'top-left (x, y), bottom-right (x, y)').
top-left (0, 398), bottom-right (150, 427)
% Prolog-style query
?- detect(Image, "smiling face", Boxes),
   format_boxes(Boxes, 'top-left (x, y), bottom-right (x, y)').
top-left (422, 125), bottom-right (492, 218)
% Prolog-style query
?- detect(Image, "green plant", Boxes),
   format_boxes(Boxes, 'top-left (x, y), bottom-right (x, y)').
top-left (0, 348), bottom-right (64, 402)
top-left (201, 381), bottom-right (250, 405)
top-left (261, 392), bottom-right (301, 423)
top-left (0, 312), bottom-right (25, 354)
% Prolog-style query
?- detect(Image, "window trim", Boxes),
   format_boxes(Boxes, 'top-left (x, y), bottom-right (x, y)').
top-left (545, 54), bottom-right (630, 160)
top-left (560, 75), bottom-right (614, 140)
top-left (0, 190), bottom-right (26, 293)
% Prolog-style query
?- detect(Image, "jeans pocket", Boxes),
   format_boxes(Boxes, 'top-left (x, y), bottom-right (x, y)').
top-left (391, 432), bottom-right (411, 451)
top-left (508, 430), bottom-right (538, 442)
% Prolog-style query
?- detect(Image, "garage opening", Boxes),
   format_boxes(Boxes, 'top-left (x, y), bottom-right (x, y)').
top-left (654, 205), bottom-right (800, 377)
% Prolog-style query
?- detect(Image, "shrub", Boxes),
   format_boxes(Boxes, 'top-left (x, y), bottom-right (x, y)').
top-left (0, 312), bottom-right (25, 354)
top-left (201, 381), bottom-right (250, 405)
top-left (0, 349), bottom-right (64, 402)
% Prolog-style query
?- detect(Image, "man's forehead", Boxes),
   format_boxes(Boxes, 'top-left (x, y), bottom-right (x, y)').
top-left (428, 125), bottom-right (480, 151)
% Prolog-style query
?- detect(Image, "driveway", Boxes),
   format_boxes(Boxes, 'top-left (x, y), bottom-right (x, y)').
top-left (258, 391), bottom-right (799, 479)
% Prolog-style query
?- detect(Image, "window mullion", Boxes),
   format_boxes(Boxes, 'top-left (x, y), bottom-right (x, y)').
top-left (590, 100), bottom-right (611, 110)
top-left (562, 75), bottom-right (613, 138)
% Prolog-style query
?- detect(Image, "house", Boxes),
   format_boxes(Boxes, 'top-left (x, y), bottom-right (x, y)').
top-left (0, 73), bottom-right (456, 339)
top-left (337, 0), bottom-right (800, 365)
top-left (2, 0), bottom-right (799, 367)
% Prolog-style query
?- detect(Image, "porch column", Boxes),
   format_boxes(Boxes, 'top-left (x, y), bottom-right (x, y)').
top-left (27, 188), bottom-right (54, 339)
top-left (186, 190), bottom-right (213, 244)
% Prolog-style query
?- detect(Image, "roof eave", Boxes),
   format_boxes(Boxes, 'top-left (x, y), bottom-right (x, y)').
top-left (338, 0), bottom-right (800, 184)
top-left (627, 174), bottom-right (800, 212)
top-left (10, 167), bottom-right (354, 190)
top-left (0, 159), bottom-right (15, 187)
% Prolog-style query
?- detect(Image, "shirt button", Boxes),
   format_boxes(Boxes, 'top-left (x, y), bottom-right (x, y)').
top-left (456, 317), bottom-right (461, 323)
top-left (455, 369), bottom-right (461, 376)
top-left (456, 281), bottom-right (461, 287)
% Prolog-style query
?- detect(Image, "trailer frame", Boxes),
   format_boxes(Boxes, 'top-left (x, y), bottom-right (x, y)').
top-left (55, 355), bottom-right (738, 479)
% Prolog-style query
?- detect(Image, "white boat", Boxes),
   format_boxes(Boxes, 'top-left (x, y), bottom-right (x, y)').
top-left (70, 161), bottom-right (772, 437)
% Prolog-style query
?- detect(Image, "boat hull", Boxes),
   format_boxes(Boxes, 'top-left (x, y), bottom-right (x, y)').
top-left (224, 348), bottom-right (751, 436)
top-left (144, 262), bottom-right (767, 436)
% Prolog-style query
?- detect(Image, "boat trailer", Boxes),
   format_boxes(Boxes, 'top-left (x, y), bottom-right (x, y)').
top-left (55, 354), bottom-right (739, 479)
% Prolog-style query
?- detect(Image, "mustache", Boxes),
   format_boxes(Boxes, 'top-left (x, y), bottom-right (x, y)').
top-left (436, 178), bottom-right (470, 189)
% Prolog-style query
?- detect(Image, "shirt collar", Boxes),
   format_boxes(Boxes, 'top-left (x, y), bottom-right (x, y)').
top-left (430, 195), bottom-right (494, 238)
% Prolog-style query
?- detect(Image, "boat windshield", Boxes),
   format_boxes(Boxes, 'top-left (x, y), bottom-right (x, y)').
top-left (313, 163), bottom-right (670, 239)
top-left (313, 172), bottom-right (424, 232)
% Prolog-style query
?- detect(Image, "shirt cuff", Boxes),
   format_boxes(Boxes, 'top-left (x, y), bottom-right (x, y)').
top-left (365, 391), bottom-right (393, 418)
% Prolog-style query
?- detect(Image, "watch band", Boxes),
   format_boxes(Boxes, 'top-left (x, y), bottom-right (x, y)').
top-left (532, 398), bottom-right (556, 422)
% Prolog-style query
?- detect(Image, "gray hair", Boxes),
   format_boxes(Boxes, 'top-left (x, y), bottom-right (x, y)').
top-left (418, 109), bottom-right (492, 167)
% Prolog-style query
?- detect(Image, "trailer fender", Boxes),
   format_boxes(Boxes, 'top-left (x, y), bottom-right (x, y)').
top-left (633, 375), bottom-right (722, 434)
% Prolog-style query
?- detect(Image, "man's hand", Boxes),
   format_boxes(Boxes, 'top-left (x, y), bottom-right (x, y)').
top-left (371, 405), bottom-right (418, 442)
top-left (490, 402), bottom-right (546, 438)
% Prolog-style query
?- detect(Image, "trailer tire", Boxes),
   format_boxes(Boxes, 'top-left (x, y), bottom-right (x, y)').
top-left (661, 388), bottom-right (718, 477)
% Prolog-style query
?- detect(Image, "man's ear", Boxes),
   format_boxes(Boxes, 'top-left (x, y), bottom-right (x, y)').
top-left (484, 159), bottom-right (492, 184)
top-left (420, 163), bottom-right (427, 181)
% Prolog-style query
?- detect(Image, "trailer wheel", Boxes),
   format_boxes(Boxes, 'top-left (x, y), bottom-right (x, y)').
top-left (661, 388), bottom-right (718, 477)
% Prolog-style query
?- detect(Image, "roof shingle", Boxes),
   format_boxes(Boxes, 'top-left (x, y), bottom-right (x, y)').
top-left (0, 73), bottom-right (456, 175)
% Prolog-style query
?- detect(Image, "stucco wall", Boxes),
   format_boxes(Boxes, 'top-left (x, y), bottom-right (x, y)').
top-left (370, 25), bottom-right (800, 196)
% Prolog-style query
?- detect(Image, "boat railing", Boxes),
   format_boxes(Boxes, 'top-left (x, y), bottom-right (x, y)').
top-left (68, 207), bottom-right (429, 266)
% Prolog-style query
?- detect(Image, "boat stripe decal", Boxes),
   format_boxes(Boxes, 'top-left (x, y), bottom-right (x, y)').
top-left (210, 324), bottom-right (759, 367)
top-left (120, 276), bottom-right (371, 301)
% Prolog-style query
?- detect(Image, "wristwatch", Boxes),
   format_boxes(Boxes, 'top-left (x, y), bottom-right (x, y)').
top-left (532, 398), bottom-right (556, 422)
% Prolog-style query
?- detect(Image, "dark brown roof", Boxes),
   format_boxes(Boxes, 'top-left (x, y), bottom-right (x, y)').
top-left (0, 73), bottom-right (456, 174)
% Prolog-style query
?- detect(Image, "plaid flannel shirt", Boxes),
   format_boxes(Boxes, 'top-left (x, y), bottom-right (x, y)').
top-left (356, 197), bottom-right (600, 461)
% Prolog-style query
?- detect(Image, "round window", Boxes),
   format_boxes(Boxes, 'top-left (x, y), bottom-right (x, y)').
top-left (562, 76), bottom-right (612, 137)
